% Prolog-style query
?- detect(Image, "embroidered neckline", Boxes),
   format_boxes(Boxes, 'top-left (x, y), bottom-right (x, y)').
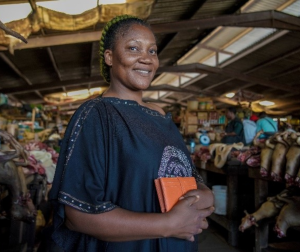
top-left (99, 96), bottom-right (172, 119)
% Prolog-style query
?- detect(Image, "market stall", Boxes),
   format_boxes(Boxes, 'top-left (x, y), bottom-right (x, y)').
top-left (0, 105), bottom-right (66, 252)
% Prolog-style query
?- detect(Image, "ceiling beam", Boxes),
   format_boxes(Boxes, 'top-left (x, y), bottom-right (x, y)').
top-left (202, 43), bottom-right (300, 91)
top-left (34, 90), bottom-right (44, 99)
top-left (246, 45), bottom-right (300, 74)
top-left (270, 64), bottom-right (300, 80)
top-left (0, 52), bottom-right (32, 85)
top-left (197, 44), bottom-right (234, 55)
top-left (157, 0), bottom-right (207, 59)
top-left (158, 63), bottom-right (299, 93)
top-left (1, 11), bottom-right (299, 51)
top-left (47, 47), bottom-right (62, 81)
top-left (146, 84), bottom-right (203, 95)
top-left (151, 10), bottom-right (300, 33)
top-left (200, 30), bottom-right (289, 92)
top-left (0, 0), bottom-right (53, 3)
top-left (6, 31), bottom-right (103, 50)
top-left (28, 0), bottom-right (37, 11)
top-left (0, 76), bottom-right (108, 94)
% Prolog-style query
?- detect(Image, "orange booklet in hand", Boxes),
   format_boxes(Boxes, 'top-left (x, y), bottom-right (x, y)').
top-left (154, 177), bottom-right (197, 213)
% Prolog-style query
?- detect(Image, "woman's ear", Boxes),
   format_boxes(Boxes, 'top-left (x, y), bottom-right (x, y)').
top-left (104, 49), bottom-right (112, 66)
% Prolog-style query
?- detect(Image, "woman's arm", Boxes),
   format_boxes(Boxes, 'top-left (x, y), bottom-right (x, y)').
top-left (65, 195), bottom-right (214, 242)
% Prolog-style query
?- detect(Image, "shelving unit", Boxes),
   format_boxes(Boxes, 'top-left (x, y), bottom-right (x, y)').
top-left (181, 109), bottom-right (226, 135)
top-left (195, 160), bottom-right (248, 247)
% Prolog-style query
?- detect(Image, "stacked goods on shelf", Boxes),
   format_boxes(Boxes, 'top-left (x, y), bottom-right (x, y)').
top-left (181, 99), bottom-right (226, 136)
top-left (184, 112), bottom-right (198, 134)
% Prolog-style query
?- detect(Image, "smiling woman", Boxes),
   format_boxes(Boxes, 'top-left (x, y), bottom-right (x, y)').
top-left (48, 14), bottom-right (214, 252)
top-left (100, 15), bottom-right (159, 103)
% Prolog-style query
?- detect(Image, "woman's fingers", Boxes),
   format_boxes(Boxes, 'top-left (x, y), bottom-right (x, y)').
top-left (187, 235), bottom-right (195, 242)
top-left (199, 218), bottom-right (208, 229)
top-left (186, 227), bottom-right (204, 242)
top-left (198, 206), bottom-right (215, 218)
top-left (179, 194), bottom-right (200, 205)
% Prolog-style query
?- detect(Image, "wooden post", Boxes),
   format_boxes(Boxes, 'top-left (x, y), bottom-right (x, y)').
top-left (31, 107), bottom-right (36, 132)
top-left (254, 178), bottom-right (269, 252)
top-left (227, 174), bottom-right (239, 247)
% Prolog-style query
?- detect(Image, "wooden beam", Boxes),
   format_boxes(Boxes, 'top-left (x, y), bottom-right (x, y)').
top-left (34, 90), bottom-right (44, 99)
top-left (0, 76), bottom-right (107, 94)
top-left (28, 0), bottom-right (37, 11)
top-left (197, 44), bottom-right (234, 55)
top-left (9, 31), bottom-right (102, 50)
top-left (0, 0), bottom-right (55, 5)
top-left (202, 41), bottom-right (300, 91)
top-left (146, 84), bottom-right (203, 95)
top-left (158, 63), bottom-right (299, 93)
top-left (0, 0), bottom-right (53, 3)
top-left (47, 47), bottom-right (62, 80)
top-left (151, 10), bottom-right (300, 33)
top-left (1, 11), bottom-right (299, 51)
top-left (0, 52), bottom-right (32, 85)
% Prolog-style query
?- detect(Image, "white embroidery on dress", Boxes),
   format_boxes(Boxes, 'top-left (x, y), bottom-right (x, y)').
top-left (158, 146), bottom-right (192, 178)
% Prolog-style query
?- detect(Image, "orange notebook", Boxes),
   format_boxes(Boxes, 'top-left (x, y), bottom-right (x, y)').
top-left (154, 177), bottom-right (197, 213)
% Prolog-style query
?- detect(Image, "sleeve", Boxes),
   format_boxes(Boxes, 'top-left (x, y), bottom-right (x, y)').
top-left (192, 165), bottom-right (204, 184)
top-left (54, 103), bottom-right (117, 214)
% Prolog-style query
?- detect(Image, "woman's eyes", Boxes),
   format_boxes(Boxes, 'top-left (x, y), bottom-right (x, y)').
top-left (149, 49), bottom-right (157, 55)
top-left (129, 46), bottom-right (157, 55)
top-left (129, 46), bottom-right (138, 51)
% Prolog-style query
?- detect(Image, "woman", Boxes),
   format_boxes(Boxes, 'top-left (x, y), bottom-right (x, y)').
top-left (49, 15), bottom-right (214, 251)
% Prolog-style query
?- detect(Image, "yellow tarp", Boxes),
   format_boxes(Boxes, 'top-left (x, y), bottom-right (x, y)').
top-left (0, 0), bottom-right (155, 48)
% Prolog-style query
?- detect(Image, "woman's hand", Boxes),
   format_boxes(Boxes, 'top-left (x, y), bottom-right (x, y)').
top-left (165, 194), bottom-right (214, 242)
top-left (182, 183), bottom-right (215, 210)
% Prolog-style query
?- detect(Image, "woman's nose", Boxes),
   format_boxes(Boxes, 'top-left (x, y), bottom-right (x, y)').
top-left (139, 50), bottom-right (152, 63)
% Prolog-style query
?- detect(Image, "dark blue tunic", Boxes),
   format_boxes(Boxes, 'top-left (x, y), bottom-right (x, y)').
top-left (49, 96), bottom-right (203, 252)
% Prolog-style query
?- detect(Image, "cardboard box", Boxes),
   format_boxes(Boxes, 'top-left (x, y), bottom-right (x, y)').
top-left (186, 116), bottom-right (198, 124)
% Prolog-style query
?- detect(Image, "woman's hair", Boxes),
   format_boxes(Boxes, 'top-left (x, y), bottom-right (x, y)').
top-left (99, 15), bottom-right (151, 83)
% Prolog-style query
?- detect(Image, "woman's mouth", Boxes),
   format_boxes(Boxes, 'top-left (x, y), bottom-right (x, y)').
top-left (135, 69), bottom-right (151, 75)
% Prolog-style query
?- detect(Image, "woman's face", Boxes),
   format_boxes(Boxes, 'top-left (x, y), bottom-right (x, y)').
top-left (105, 24), bottom-right (159, 94)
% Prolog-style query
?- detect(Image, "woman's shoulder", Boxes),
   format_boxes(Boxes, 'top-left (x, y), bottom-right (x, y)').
top-left (143, 102), bottom-right (166, 115)
top-left (76, 96), bottom-right (106, 112)
top-left (69, 96), bottom-right (107, 122)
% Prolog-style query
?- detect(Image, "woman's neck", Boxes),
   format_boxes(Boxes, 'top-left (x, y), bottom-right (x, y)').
top-left (102, 87), bottom-right (143, 104)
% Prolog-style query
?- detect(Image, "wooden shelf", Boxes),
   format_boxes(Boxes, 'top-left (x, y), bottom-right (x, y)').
top-left (195, 161), bottom-right (249, 247)
top-left (248, 167), bottom-right (286, 184)
top-left (0, 115), bottom-right (45, 122)
top-left (195, 160), bottom-right (249, 176)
